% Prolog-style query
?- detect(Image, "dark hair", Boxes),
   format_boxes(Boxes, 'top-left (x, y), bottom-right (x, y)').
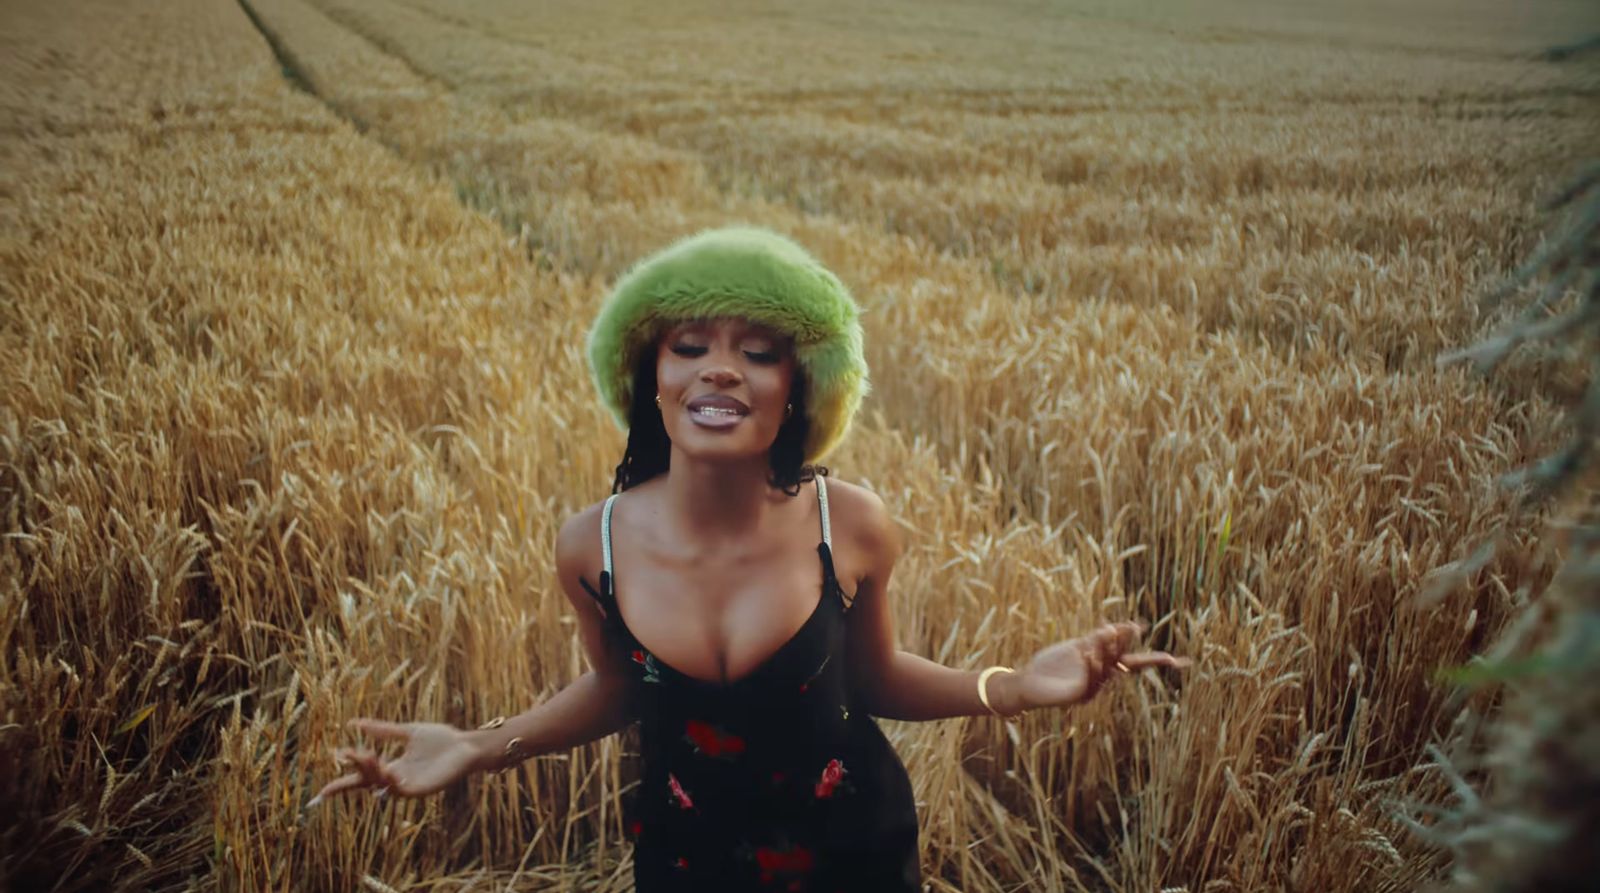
top-left (610, 351), bottom-right (828, 495)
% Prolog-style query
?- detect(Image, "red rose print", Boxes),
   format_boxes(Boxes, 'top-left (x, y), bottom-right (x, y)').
top-left (671, 855), bottom-right (689, 871)
top-left (754, 844), bottom-right (814, 883)
top-left (684, 719), bottom-right (746, 759)
top-left (815, 758), bottom-right (847, 799)
top-left (667, 773), bottom-right (694, 810)
top-left (631, 649), bottom-right (662, 683)
top-left (628, 819), bottom-right (642, 837)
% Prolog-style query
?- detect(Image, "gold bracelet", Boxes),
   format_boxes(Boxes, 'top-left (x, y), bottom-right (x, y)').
top-left (977, 665), bottom-right (1014, 716)
top-left (500, 736), bottom-right (527, 772)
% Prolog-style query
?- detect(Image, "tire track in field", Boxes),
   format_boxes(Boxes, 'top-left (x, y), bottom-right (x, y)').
top-left (238, 0), bottom-right (470, 143)
top-left (235, 0), bottom-right (317, 96)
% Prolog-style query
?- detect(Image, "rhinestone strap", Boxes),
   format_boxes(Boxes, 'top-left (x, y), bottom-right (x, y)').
top-left (817, 474), bottom-right (832, 548)
top-left (601, 494), bottom-right (618, 577)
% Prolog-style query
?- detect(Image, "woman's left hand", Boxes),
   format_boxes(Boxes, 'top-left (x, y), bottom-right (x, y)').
top-left (1006, 622), bottom-right (1190, 714)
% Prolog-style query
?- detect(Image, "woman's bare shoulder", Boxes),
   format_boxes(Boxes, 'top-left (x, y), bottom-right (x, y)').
top-left (819, 474), bottom-right (882, 511)
top-left (555, 498), bottom-right (609, 591)
top-left (818, 475), bottom-right (899, 556)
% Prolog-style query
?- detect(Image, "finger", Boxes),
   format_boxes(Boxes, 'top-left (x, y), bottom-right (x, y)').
top-left (348, 718), bottom-right (413, 743)
top-left (1090, 623), bottom-right (1133, 654)
top-left (367, 753), bottom-right (403, 790)
top-left (1119, 651), bottom-right (1193, 671)
top-left (1106, 623), bottom-right (1150, 673)
top-left (1095, 627), bottom-right (1123, 671)
top-left (1079, 640), bottom-right (1106, 694)
top-left (1100, 622), bottom-right (1141, 657)
top-left (347, 749), bottom-right (395, 789)
top-left (310, 770), bottom-right (368, 807)
top-left (334, 744), bottom-right (376, 767)
top-left (332, 745), bottom-right (371, 767)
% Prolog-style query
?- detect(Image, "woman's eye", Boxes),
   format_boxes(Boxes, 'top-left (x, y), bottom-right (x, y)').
top-left (670, 344), bottom-right (777, 363)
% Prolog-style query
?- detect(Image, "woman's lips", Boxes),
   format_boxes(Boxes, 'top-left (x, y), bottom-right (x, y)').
top-left (685, 394), bottom-right (750, 429)
top-left (688, 404), bottom-right (747, 429)
top-left (687, 394), bottom-right (749, 413)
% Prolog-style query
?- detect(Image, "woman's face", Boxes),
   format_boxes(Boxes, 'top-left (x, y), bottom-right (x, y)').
top-left (655, 316), bottom-right (797, 461)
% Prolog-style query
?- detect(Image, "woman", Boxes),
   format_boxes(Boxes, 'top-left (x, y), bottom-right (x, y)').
top-left (313, 226), bottom-right (1189, 891)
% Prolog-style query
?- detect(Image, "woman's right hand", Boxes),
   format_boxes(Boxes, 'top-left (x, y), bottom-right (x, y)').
top-left (307, 719), bottom-right (481, 809)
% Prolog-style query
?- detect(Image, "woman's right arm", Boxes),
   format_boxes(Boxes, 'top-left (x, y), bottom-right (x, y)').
top-left (312, 504), bottom-right (632, 805)
top-left (464, 503), bottom-right (635, 772)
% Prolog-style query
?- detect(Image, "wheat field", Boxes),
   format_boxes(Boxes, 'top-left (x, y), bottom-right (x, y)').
top-left (2, 0), bottom-right (1596, 890)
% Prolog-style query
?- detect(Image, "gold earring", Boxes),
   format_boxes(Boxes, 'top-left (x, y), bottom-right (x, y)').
top-left (784, 403), bottom-right (793, 419)
top-left (655, 394), bottom-right (661, 407)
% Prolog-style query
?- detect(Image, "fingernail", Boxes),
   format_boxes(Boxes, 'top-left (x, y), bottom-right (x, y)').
top-left (305, 794), bottom-right (323, 811)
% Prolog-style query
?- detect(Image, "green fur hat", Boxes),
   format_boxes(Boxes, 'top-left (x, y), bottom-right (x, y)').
top-left (586, 226), bottom-right (870, 464)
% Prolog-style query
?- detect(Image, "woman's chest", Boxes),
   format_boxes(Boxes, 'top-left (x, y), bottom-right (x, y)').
top-left (612, 549), bottom-right (834, 687)
top-left (623, 590), bottom-right (847, 707)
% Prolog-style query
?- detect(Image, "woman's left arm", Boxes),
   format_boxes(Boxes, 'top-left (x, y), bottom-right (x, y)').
top-left (844, 487), bottom-right (1188, 721)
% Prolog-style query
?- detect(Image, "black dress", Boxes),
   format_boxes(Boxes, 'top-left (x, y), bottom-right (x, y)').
top-left (579, 474), bottom-right (921, 892)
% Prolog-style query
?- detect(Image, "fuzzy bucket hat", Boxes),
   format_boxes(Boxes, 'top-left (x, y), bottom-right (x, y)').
top-left (586, 226), bottom-right (870, 464)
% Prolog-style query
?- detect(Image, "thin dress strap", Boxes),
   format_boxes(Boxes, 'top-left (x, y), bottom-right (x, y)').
top-left (816, 473), bottom-right (832, 548)
top-left (577, 494), bottom-right (622, 620)
top-left (602, 493), bottom-right (619, 578)
top-left (816, 475), bottom-right (852, 610)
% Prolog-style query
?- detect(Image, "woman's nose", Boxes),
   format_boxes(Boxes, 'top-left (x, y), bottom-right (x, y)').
top-left (700, 364), bottom-right (741, 386)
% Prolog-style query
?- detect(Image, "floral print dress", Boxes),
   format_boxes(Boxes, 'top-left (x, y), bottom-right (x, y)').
top-left (579, 474), bottom-right (920, 892)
